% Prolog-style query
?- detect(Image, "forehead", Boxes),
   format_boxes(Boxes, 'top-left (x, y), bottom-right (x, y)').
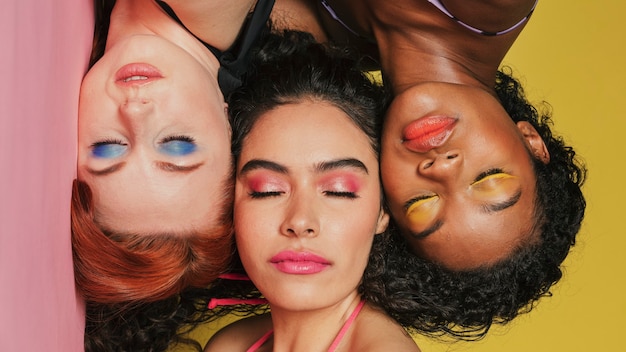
top-left (84, 159), bottom-right (232, 236)
top-left (241, 102), bottom-right (377, 163)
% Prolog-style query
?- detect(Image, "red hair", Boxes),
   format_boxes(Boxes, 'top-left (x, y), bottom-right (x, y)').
top-left (71, 179), bottom-right (234, 304)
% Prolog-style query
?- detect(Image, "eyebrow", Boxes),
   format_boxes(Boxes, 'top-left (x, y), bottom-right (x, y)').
top-left (86, 162), bottom-right (126, 176)
top-left (409, 220), bottom-right (443, 240)
top-left (86, 161), bottom-right (204, 176)
top-left (315, 158), bottom-right (368, 174)
top-left (482, 189), bottom-right (522, 213)
top-left (239, 158), bottom-right (368, 175)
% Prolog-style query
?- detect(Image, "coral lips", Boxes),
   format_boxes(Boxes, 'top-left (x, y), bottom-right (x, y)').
top-left (115, 63), bottom-right (163, 87)
top-left (402, 116), bottom-right (457, 152)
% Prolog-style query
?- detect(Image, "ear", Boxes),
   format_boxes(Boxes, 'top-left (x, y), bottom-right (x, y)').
top-left (517, 121), bottom-right (550, 164)
top-left (375, 208), bottom-right (390, 235)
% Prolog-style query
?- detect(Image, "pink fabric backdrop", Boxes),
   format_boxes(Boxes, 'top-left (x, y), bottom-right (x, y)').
top-left (0, 1), bottom-right (93, 350)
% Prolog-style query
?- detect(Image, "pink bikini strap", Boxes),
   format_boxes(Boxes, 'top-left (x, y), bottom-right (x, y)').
top-left (246, 329), bottom-right (274, 352)
top-left (209, 273), bottom-right (268, 308)
top-left (207, 298), bottom-right (268, 309)
top-left (218, 273), bottom-right (251, 280)
top-left (328, 300), bottom-right (366, 352)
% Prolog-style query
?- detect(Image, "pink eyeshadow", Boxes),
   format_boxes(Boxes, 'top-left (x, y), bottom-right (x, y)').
top-left (247, 173), bottom-right (288, 193)
top-left (318, 172), bottom-right (362, 193)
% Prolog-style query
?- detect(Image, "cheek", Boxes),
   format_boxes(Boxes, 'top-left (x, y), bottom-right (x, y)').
top-left (381, 156), bottom-right (414, 198)
top-left (234, 204), bottom-right (276, 247)
top-left (331, 209), bottom-right (378, 250)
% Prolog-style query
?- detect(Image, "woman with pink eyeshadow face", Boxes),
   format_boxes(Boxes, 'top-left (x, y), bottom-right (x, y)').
top-left (204, 32), bottom-right (419, 352)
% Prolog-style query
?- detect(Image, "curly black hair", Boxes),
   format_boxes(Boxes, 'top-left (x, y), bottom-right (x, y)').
top-left (84, 288), bottom-right (213, 352)
top-left (359, 68), bottom-right (587, 340)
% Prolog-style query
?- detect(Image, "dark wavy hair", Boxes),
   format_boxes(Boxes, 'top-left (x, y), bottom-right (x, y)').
top-left (229, 30), bottom-right (387, 160)
top-left (360, 68), bottom-right (587, 340)
top-left (84, 288), bottom-right (213, 352)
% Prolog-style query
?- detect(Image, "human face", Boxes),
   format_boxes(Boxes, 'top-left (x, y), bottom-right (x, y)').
top-left (78, 34), bottom-right (231, 236)
top-left (381, 83), bottom-right (548, 270)
top-left (235, 101), bottom-right (389, 311)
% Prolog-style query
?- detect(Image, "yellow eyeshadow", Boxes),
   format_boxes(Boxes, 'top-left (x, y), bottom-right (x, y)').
top-left (472, 173), bottom-right (516, 186)
top-left (405, 196), bottom-right (438, 225)
top-left (471, 174), bottom-right (520, 199)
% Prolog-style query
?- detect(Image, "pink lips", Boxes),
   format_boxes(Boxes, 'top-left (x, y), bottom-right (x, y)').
top-left (270, 251), bottom-right (331, 274)
top-left (115, 63), bottom-right (163, 87)
top-left (402, 116), bottom-right (457, 153)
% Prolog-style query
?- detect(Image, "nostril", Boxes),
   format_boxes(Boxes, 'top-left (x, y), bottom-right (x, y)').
top-left (446, 152), bottom-right (459, 159)
top-left (422, 161), bottom-right (433, 169)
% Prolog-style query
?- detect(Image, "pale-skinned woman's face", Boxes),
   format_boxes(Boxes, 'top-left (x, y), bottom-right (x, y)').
top-left (78, 34), bottom-right (231, 235)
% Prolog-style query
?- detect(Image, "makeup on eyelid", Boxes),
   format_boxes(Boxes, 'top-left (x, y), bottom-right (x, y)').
top-left (92, 143), bottom-right (127, 158)
top-left (471, 174), bottom-right (521, 199)
top-left (472, 173), bottom-right (516, 187)
top-left (318, 172), bottom-right (362, 194)
top-left (406, 196), bottom-right (439, 226)
top-left (246, 173), bottom-right (288, 194)
top-left (158, 139), bottom-right (197, 156)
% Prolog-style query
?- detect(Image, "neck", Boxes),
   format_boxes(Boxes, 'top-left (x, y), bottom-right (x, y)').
top-left (375, 28), bottom-right (498, 95)
top-left (151, 0), bottom-right (258, 52)
top-left (107, 0), bottom-right (219, 74)
top-left (268, 294), bottom-right (362, 352)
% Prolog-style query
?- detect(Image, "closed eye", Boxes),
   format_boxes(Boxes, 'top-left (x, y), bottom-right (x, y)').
top-left (159, 135), bottom-right (197, 156)
top-left (249, 191), bottom-right (284, 199)
top-left (323, 191), bottom-right (358, 199)
top-left (403, 194), bottom-right (438, 212)
top-left (91, 139), bottom-right (127, 158)
top-left (472, 168), bottom-right (505, 184)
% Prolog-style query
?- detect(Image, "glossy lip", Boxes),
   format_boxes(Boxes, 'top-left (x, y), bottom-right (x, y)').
top-left (270, 250), bottom-right (331, 275)
top-left (402, 116), bottom-right (457, 153)
top-left (115, 63), bottom-right (163, 87)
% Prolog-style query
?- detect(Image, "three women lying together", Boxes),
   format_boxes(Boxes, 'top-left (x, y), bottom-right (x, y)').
top-left (72, 0), bottom-right (586, 350)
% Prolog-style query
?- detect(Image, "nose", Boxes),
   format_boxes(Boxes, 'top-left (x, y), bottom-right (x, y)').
top-left (280, 194), bottom-right (319, 238)
top-left (119, 98), bottom-right (154, 121)
top-left (418, 149), bottom-right (462, 180)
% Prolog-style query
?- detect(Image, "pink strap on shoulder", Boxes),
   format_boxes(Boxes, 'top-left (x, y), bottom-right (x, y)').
top-left (246, 329), bottom-right (274, 352)
top-left (328, 300), bottom-right (366, 352)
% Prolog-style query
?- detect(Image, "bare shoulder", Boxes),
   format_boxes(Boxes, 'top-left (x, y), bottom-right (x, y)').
top-left (204, 313), bottom-right (273, 352)
top-left (349, 304), bottom-right (421, 352)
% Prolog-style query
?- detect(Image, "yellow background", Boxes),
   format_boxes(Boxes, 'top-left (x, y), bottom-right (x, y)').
top-left (180, 1), bottom-right (626, 351)
top-left (415, 0), bottom-right (626, 351)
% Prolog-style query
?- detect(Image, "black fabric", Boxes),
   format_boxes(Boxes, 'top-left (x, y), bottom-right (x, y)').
top-left (156, 0), bottom-right (275, 95)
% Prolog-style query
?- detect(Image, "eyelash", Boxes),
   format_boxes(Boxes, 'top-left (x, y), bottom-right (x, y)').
top-left (160, 135), bottom-right (195, 144)
top-left (91, 138), bottom-right (126, 147)
top-left (249, 191), bottom-right (283, 199)
top-left (404, 194), bottom-right (437, 211)
top-left (248, 191), bottom-right (358, 199)
top-left (474, 168), bottom-right (505, 183)
top-left (324, 191), bottom-right (358, 199)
